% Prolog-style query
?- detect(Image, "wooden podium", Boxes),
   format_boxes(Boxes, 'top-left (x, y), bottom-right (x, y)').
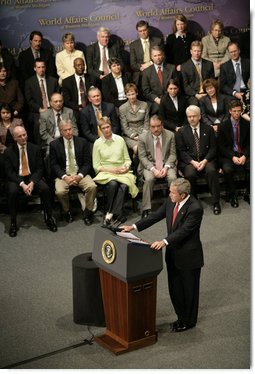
top-left (92, 227), bottom-right (163, 355)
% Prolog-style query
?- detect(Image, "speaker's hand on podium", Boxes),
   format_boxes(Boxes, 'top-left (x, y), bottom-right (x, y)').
top-left (150, 240), bottom-right (165, 251)
top-left (119, 225), bottom-right (134, 232)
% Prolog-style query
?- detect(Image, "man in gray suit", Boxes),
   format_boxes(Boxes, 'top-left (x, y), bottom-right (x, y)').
top-left (39, 92), bottom-right (78, 157)
top-left (141, 45), bottom-right (177, 114)
top-left (138, 114), bottom-right (177, 218)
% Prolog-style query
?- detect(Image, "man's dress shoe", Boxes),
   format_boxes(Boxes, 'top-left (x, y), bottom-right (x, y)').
top-left (63, 211), bottom-right (74, 223)
top-left (213, 202), bottom-right (221, 215)
top-left (230, 196), bottom-right (239, 208)
top-left (84, 216), bottom-right (93, 226)
top-left (9, 223), bottom-right (17, 237)
top-left (142, 209), bottom-right (151, 219)
top-left (243, 193), bottom-right (250, 204)
top-left (171, 321), bottom-right (195, 332)
top-left (170, 320), bottom-right (180, 331)
top-left (46, 217), bottom-right (58, 232)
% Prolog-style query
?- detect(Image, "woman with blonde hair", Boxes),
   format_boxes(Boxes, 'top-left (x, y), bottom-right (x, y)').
top-left (93, 116), bottom-right (139, 224)
top-left (55, 33), bottom-right (86, 85)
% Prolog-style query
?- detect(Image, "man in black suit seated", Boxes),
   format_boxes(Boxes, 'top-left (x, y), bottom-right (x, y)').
top-left (129, 20), bottom-right (163, 92)
top-left (62, 57), bottom-right (96, 132)
top-left (120, 178), bottom-right (204, 332)
top-left (79, 86), bottom-right (120, 152)
top-left (4, 126), bottom-right (57, 237)
top-left (50, 119), bottom-right (97, 225)
top-left (176, 105), bottom-right (221, 215)
top-left (18, 30), bottom-right (56, 87)
top-left (101, 57), bottom-right (131, 111)
top-left (25, 58), bottom-right (60, 144)
top-left (218, 99), bottom-right (250, 207)
top-left (86, 27), bottom-right (123, 86)
top-left (181, 41), bottom-right (214, 106)
top-left (141, 45), bottom-right (177, 115)
top-left (219, 42), bottom-right (250, 102)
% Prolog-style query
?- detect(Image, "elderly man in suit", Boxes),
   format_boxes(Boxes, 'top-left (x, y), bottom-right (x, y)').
top-left (138, 114), bottom-right (177, 218)
top-left (50, 119), bottom-right (97, 225)
top-left (120, 178), bottom-right (204, 332)
top-left (4, 126), bottom-right (57, 237)
top-left (79, 86), bottom-right (120, 153)
top-left (18, 30), bottom-right (56, 87)
top-left (181, 41), bottom-right (215, 105)
top-left (176, 105), bottom-right (221, 215)
top-left (219, 42), bottom-right (250, 102)
top-left (141, 45), bottom-right (177, 114)
top-left (129, 20), bottom-right (163, 91)
top-left (39, 92), bottom-right (78, 157)
top-left (86, 27), bottom-right (123, 85)
top-left (62, 57), bottom-right (96, 132)
top-left (25, 58), bottom-right (60, 144)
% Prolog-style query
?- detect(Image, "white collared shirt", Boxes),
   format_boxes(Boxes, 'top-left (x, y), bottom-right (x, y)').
top-left (170, 96), bottom-right (178, 110)
top-left (113, 75), bottom-right (126, 100)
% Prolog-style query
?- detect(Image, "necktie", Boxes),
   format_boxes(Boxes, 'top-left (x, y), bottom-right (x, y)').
top-left (234, 121), bottom-right (241, 155)
top-left (34, 50), bottom-right (39, 59)
top-left (102, 46), bottom-right (109, 76)
top-left (157, 66), bottom-right (163, 86)
top-left (67, 140), bottom-right (77, 175)
top-left (233, 62), bottom-right (241, 92)
top-left (40, 79), bottom-right (48, 109)
top-left (155, 137), bottom-right (163, 170)
top-left (79, 77), bottom-right (87, 108)
top-left (55, 113), bottom-right (61, 138)
top-left (195, 63), bottom-right (204, 93)
top-left (96, 108), bottom-right (103, 137)
top-left (143, 40), bottom-right (150, 63)
top-left (172, 202), bottom-right (179, 226)
top-left (21, 146), bottom-right (29, 176)
top-left (194, 128), bottom-right (200, 161)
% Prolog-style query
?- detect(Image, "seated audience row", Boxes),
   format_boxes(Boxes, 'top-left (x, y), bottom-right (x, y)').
top-left (1, 98), bottom-right (249, 238)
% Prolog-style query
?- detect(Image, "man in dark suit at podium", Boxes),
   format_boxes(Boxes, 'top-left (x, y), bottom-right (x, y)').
top-left (120, 178), bottom-right (204, 332)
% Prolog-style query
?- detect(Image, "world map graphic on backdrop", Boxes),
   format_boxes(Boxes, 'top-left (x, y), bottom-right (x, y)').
top-left (0, 0), bottom-right (250, 58)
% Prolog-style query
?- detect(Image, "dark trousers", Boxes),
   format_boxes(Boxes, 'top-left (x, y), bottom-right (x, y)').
top-left (166, 253), bottom-right (201, 326)
top-left (106, 180), bottom-right (128, 217)
top-left (221, 157), bottom-right (250, 196)
top-left (183, 161), bottom-right (220, 203)
top-left (8, 177), bottom-right (52, 221)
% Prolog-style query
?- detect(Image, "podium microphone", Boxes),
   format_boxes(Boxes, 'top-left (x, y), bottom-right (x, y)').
top-left (111, 216), bottom-right (127, 233)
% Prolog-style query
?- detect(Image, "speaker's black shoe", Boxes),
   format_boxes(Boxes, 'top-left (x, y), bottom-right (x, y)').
top-left (171, 321), bottom-right (196, 332)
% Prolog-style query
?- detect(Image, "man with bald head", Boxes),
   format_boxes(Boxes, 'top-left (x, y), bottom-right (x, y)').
top-left (4, 126), bottom-right (57, 237)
